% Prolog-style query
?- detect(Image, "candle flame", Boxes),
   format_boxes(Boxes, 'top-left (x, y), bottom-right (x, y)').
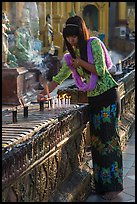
top-left (119, 59), bottom-right (121, 64)
top-left (58, 93), bottom-right (71, 100)
top-left (62, 93), bottom-right (67, 99)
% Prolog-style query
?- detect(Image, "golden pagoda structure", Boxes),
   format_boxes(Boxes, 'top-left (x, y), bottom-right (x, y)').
top-left (2, 2), bottom-right (135, 57)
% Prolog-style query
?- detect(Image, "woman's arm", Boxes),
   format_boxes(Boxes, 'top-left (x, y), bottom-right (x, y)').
top-left (41, 81), bottom-right (58, 95)
top-left (37, 59), bottom-right (72, 102)
top-left (37, 81), bottom-right (58, 102)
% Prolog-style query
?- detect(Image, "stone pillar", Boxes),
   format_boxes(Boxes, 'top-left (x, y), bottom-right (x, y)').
top-left (37, 2), bottom-right (47, 47)
top-left (15, 2), bottom-right (25, 26)
top-left (96, 3), bottom-right (109, 47)
top-left (4, 2), bottom-right (17, 26)
top-left (52, 14), bottom-right (63, 56)
top-left (52, 2), bottom-right (63, 56)
top-left (52, 3), bottom-right (59, 32)
top-left (74, 2), bottom-right (81, 16)
top-left (66, 2), bottom-right (72, 18)
top-left (46, 2), bottom-right (52, 15)
top-left (2, 2), bottom-right (10, 12)
top-left (103, 3), bottom-right (109, 47)
top-left (59, 2), bottom-right (66, 32)
top-left (118, 2), bottom-right (127, 25)
top-left (127, 8), bottom-right (135, 31)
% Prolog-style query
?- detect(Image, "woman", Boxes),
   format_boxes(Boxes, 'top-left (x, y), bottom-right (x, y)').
top-left (37, 16), bottom-right (123, 200)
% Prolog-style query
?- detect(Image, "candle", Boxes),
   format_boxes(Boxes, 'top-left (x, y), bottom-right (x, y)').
top-left (54, 97), bottom-right (57, 109)
top-left (118, 59), bottom-right (122, 72)
top-left (48, 99), bottom-right (52, 110)
top-left (58, 97), bottom-right (61, 109)
top-left (68, 96), bottom-right (71, 107)
top-left (57, 98), bottom-right (59, 109)
top-left (62, 98), bottom-right (66, 108)
top-left (61, 94), bottom-right (67, 108)
top-left (65, 95), bottom-right (68, 108)
top-left (52, 97), bottom-right (55, 109)
top-left (55, 97), bottom-right (58, 109)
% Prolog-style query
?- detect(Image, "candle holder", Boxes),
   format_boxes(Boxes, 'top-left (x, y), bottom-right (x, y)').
top-left (24, 106), bottom-right (28, 118)
top-left (39, 101), bottom-right (44, 111)
top-left (12, 107), bottom-right (17, 123)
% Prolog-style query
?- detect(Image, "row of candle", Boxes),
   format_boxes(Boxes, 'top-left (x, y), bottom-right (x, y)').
top-left (11, 95), bottom-right (72, 123)
top-left (52, 96), bottom-right (71, 109)
top-left (40, 95), bottom-right (71, 111)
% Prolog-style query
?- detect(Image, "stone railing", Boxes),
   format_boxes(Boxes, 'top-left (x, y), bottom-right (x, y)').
top-left (109, 37), bottom-right (135, 56)
top-left (2, 104), bottom-right (92, 202)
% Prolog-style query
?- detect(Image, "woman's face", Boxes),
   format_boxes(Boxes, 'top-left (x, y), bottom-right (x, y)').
top-left (66, 35), bottom-right (78, 47)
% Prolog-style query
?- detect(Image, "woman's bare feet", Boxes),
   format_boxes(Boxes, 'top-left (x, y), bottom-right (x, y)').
top-left (101, 191), bottom-right (122, 200)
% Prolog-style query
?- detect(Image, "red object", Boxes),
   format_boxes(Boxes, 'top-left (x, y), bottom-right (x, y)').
top-left (40, 97), bottom-right (48, 101)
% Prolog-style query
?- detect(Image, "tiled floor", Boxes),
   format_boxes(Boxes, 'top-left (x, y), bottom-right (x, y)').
top-left (85, 130), bottom-right (135, 202)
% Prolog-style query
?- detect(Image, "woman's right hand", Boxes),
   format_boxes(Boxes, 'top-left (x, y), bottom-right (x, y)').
top-left (37, 94), bottom-right (48, 102)
top-left (37, 81), bottom-right (58, 102)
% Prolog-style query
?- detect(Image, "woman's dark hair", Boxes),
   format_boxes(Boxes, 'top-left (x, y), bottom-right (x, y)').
top-left (63, 16), bottom-right (90, 62)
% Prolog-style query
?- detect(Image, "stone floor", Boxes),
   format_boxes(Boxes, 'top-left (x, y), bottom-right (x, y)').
top-left (85, 130), bottom-right (135, 202)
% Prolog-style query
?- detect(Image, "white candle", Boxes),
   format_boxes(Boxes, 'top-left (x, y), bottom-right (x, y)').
top-left (118, 59), bottom-right (122, 72)
top-left (58, 98), bottom-right (61, 108)
top-left (68, 97), bottom-right (71, 107)
top-left (52, 98), bottom-right (55, 109)
top-left (48, 100), bottom-right (51, 110)
top-left (62, 98), bottom-right (65, 108)
top-left (57, 98), bottom-right (59, 109)
top-left (66, 97), bottom-right (68, 108)
top-left (54, 97), bottom-right (57, 109)
top-left (60, 99), bottom-right (62, 108)
top-left (53, 97), bottom-right (57, 109)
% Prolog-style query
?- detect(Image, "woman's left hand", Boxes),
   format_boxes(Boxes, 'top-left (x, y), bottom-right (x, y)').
top-left (71, 57), bottom-right (80, 69)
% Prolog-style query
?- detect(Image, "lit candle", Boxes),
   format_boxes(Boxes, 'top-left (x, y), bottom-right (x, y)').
top-left (68, 96), bottom-right (71, 107)
top-left (55, 97), bottom-right (57, 109)
top-left (52, 97), bottom-right (55, 109)
top-left (61, 94), bottom-right (67, 108)
top-left (55, 97), bottom-right (58, 109)
top-left (118, 59), bottom-right (122, 72)
top-left (57, 96), bottom-right (61, 109)
top-left (65, 95), bottom-right (68, 108)
top-left (62, 98), bottom-right (65, 108)
top-left (48, 99), bottom-right (51, 110)
top-left (56, 97), bottom-right (59, 109)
